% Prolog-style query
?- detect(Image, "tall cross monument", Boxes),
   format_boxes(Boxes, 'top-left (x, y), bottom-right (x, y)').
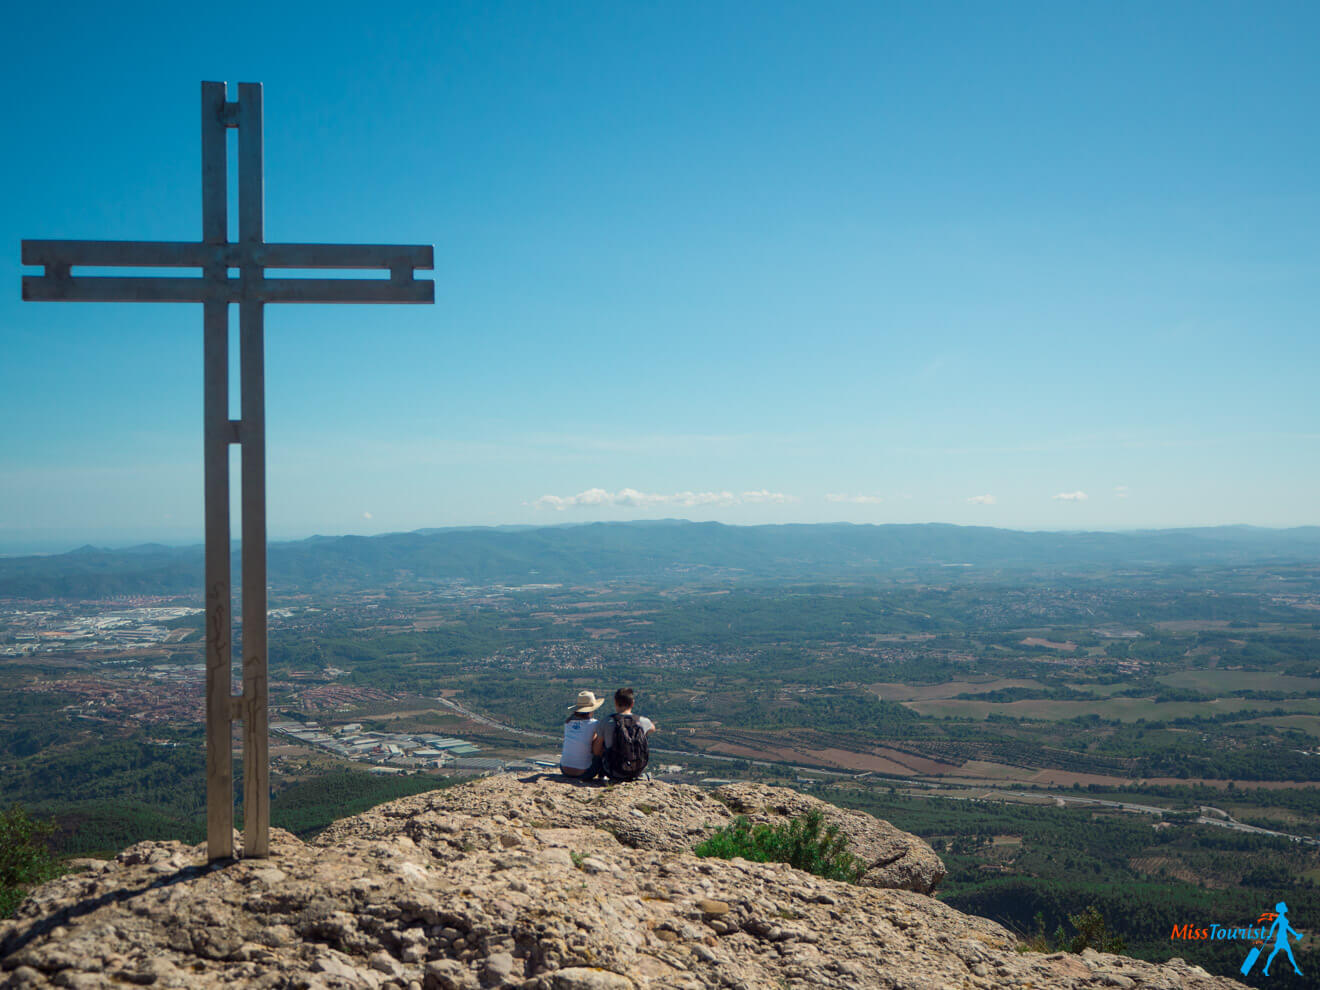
top-left (20, 82), bottom-right (434, 861)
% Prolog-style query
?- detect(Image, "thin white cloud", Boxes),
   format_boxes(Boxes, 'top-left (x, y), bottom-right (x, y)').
top-left (533, 488), bottom-right (795, 510)
top-left (825, 493), bottom-right (884, 504)
top-left (1114, 485), bottom-right (1129, 499)
top-left (362, 511), bottom-right (374, 520)
top-left (1052, 491), bottom-right (1089, 502)
top-left (966, 494), bottom-right (996, 505)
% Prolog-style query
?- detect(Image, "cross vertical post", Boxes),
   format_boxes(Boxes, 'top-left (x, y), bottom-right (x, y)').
top-left (237, 82), bottom-right (270, 860)
top-left (200, 81), bottom-right (234, 860)
top-left (21, 81), bottom-right (434, 862)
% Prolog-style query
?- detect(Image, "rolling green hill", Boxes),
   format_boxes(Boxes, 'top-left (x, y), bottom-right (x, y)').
top-left (3, 520), bottom-right (1320, 598)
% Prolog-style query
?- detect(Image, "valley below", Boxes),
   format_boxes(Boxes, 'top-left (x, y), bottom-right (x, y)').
top-left (3, 522), bottom-right (1320, 986)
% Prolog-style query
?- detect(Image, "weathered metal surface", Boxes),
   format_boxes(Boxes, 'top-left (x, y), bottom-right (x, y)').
top-left (19, 80), bottom-right (434, 863)
top-left (237, 82), bottom-right (270, 860)
top-left (22, 274), bottom-right (433, 303)
top-left (22, 240), bottom-right (434, 269)
top-left (201, 80), bottom-right (234, 863)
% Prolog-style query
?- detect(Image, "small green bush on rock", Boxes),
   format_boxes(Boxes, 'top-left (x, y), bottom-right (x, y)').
top-left (1021, 905), bottom-right (1127, 955)
top-left (693, 809), bottom-right (864, 883)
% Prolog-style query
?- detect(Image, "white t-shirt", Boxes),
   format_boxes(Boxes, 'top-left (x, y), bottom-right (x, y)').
top-left (560, 716), bottom-right (599, 770)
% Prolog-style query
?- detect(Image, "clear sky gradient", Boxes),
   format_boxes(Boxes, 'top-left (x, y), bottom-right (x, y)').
top-left (4, 2), bottom-right (1317, 551)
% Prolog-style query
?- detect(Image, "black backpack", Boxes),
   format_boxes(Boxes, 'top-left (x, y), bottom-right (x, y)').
top-left (604, 713), bottom-right (649, 781)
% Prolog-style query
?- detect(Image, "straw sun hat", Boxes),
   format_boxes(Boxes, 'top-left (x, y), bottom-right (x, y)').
top-left (569, 690), bottom-right (605, 714)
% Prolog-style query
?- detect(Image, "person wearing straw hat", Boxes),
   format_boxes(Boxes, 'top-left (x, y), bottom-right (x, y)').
top-left (560, 690), bottom-right (606, 780)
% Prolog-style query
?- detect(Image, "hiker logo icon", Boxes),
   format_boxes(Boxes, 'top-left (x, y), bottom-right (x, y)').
top-left (1241, 902), bottom-right (1303, 978)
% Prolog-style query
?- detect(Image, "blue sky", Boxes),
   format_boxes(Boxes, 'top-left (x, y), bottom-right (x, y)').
top-left (4, 1), bottom-right (1318, 551)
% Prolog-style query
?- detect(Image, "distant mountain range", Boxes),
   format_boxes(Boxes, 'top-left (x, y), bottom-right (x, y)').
top-left (1, 521), bottom-right (1318, 599)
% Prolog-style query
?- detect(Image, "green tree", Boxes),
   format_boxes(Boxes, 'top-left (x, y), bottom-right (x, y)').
top-left (1024, 904), bottom-right (1126, 955)
top-left (1065, 904), bottom-right (1127, 954)
top-left (0, 804), bottom-right (59, 918)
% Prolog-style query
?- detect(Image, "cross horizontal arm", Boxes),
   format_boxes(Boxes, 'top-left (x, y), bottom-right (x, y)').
top-left (22, 240), bottom-right (433, 271)
top-left (22, 274), bottom-right (434, 304)
top-left (23, 239), bottom-right (434, 304)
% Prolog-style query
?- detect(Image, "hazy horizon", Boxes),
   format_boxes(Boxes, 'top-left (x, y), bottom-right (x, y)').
top-left (3, 516), bottom-right (1316, 558)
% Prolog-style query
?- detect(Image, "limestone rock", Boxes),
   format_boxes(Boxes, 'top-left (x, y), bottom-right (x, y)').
top-left (0, 775), bottom-right (1247, 989)
top-left (320, 774), bottom-right (945, 893)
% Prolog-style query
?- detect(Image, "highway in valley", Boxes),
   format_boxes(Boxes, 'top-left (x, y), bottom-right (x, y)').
top-left (435, 694), bottom-right (1320, 844)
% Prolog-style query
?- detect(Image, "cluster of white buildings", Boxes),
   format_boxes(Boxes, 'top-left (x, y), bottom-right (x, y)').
top-left (0, 605), bottom-right (202, 656)
top-left (271, 719), bottom-right (482, 769)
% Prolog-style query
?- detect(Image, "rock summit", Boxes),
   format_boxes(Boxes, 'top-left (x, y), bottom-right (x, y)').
top-left (1, 775), bottom-right (1245, 989)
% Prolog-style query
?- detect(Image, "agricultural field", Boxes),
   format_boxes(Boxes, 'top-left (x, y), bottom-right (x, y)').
top-left (903, 695), bottom-right (1320, 722)
top-left (1157, 669), bottom-right (1320, 695)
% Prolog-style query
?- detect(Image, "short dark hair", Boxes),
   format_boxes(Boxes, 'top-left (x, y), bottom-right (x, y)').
top-left (615, 687), bottom-right (635, 708)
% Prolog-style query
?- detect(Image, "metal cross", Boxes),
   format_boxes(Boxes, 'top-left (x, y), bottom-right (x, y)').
top-left (20, 82), bottom-right (434, 861)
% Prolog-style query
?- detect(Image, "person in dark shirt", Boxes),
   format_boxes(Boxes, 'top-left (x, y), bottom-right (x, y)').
top-left (592, 687), bottom-right (657, 780)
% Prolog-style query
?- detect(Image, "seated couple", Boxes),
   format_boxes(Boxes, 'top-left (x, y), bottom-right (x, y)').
top-left (560, 687), bottom-right (656, 782)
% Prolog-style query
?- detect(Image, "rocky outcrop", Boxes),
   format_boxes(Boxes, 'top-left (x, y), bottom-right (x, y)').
top-left (317, 777), bottom-right (945, 895)
top-left (0, 775), bottom-right (1246, 989)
